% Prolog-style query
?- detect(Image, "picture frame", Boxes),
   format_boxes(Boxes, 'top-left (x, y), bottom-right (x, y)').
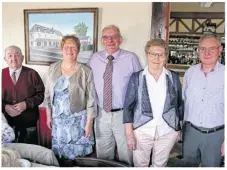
top-left (24, 8), bottom-right (98, 65)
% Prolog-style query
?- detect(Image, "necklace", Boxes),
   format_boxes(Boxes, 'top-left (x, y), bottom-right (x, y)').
top-left (61, 62), bottom-right (78, 72)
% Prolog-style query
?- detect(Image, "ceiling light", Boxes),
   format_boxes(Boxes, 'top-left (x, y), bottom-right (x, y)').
top-left (200, 2), bottom-right (213, 8)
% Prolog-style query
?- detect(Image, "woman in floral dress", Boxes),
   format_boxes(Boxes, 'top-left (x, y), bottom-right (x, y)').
top-left (45, 35), bottom-right (96, 161)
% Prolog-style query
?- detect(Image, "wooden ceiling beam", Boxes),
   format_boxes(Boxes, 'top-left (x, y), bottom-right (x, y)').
top-left (169, 19), bottom-right (176, 26)
top-left (192, 19), bottom-right (195, 32)
top-left (216, 19), bottom-right (225, 28)
top-left (194, 19), bottom-right (209, 32)
top-left (176, 19), bottom-right (179, 33)
top-left (169, 32), bottom-right (224, 36)
top-left (179, 19), bottom-right (191, 32)
top-left (194, 19), bottom-right (202, 27)
top-left (170, 12), bottom-right (224, 19)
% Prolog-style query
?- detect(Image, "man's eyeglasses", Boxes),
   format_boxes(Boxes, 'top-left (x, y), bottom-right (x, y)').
top-left (147, 52), bottom-right (166, 58)
top-left (102, 35), bottom-right (121, 40)
top-left (198, 46), bottom-right (220, 53)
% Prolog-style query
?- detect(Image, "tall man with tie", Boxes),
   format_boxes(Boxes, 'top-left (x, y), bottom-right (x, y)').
top-left (88, 25), bottom-right (142, 166)
top-left (2, 45), bottom-right (45, 144)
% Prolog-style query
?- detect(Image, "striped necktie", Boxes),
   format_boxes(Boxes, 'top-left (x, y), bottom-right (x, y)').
top-left (103, 55), bottom-right (114, 112)
top-left (11, 71), bottom-right (17, 85)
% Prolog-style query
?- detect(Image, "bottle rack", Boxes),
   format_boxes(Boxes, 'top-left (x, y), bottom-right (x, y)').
top-left (168, 34), bottom-right (225, 65)
top-left (168, 34), bottom-right (200, 65)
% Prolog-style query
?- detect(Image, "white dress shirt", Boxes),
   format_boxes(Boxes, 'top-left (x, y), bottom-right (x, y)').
top-left (9, 67), bottom-right (22, 83)
top-left (139, 67), bottom-right (175, 137)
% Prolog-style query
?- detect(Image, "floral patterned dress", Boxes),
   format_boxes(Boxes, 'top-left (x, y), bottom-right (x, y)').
top-left (2, 114), bottom-right (15, 143)
top-left (52, 76), bottom-right (94, 160)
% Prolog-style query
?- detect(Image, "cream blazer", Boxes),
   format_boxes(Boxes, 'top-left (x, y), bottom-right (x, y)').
top-left (44, 60), bottom-right (97, 118)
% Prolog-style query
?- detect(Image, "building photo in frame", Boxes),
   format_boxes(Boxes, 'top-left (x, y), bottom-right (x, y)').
top-left (24, 8), bottom-right (98, 65)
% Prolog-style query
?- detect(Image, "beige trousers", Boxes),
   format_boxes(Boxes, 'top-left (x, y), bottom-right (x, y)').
top-left (133, 126), bottom-right (179, 167)
top-left (95, 107), bottom-right (133, 166)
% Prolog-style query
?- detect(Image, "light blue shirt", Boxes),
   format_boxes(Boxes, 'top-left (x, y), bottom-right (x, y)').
top-left (88, 49), bottom-right (142, 109)
top-left (183, 62), bottom-right (224, 128)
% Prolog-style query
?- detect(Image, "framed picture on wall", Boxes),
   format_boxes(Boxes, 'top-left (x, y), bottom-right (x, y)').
top-left (24, 8), bottom-right (98, 65)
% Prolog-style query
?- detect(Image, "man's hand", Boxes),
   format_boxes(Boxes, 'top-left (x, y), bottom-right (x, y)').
top-left (13, 101), bottom-right (27, 113)
top-left (5, 104), bottom-right (21, 117)
top-left (127, 133), bottom-right (136, 151)
top-left (221, 141), bottom-right (224, 156)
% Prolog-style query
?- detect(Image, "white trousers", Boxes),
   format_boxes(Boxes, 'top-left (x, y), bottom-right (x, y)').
top-left (133, 126), bottom-right (179, 167)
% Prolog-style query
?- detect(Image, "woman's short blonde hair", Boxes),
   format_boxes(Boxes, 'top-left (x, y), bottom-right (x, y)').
top-left (145, 39), bottom-right (169, 57)
top-left (2, 147), bottom-right (21, 167)
top-left (61, 35), bottom-right (81, 51)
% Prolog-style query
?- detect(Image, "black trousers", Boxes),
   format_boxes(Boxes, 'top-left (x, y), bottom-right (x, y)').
top-left (14, 126), bottom-right (38, 145)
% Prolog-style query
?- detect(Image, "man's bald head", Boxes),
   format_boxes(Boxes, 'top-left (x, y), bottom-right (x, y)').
top-left (4, 45), bottom-right (24, 70)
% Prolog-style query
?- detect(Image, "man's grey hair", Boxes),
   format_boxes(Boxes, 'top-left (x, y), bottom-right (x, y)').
top-left (5, 45), bottom-right (22, 55)
top-left (199, 34), bottom-right (222, 46)
top-left (102, 25), bottom-right (121, 36)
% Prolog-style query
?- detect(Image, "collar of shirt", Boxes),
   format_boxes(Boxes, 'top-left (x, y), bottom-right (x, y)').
top-left (9, 66), bottom-right (22, 77)
top-left (142, 66), bottom-right (170, 78)
top-left (200, 61), bottom-right (220, 76)
top-left (104, 49), bottom-right (121, 61)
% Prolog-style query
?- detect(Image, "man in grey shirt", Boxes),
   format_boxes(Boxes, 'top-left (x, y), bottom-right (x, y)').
top-left (88, 25), bottom-right (141, 166)
top-left (182, 34), bottom-right (224, 167)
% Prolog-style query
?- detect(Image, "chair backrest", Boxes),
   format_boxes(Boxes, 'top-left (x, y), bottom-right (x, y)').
top-left (2, 143), bottom-right (59, 167)
top-left (74, 157), bottom-right (129, 167)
